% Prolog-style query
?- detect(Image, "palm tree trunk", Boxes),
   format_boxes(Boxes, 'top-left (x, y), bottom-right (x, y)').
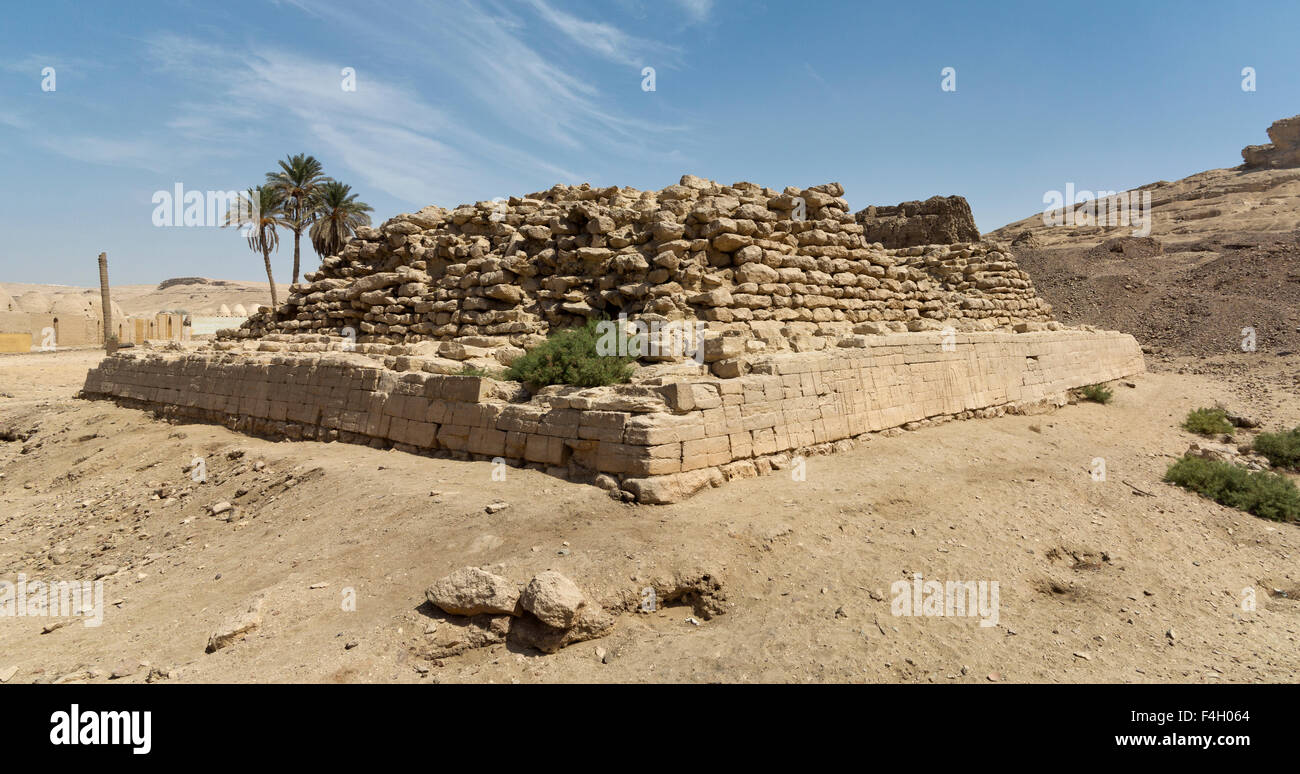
top-left (292, 229), bottom-right (302, 286)
top-left (264, 245), bottom-right (279, 309)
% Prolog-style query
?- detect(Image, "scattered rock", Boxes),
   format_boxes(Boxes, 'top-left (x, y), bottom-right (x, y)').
top-left (205, 595), bottom-right (266, 653)
top-left (420, 613), bottom-right (511, 660)
top-left (425, 567), bottom-right (521, 617)
top-left (519, 571), bottom-right (587, 628)
top-left (508, 604), bottom-right (615, 654)
top-left (145, 666), bottom-right (175, 683)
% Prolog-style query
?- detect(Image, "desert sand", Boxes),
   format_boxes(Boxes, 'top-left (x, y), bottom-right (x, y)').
top-left (2, 348), bottom-right (1297, 683)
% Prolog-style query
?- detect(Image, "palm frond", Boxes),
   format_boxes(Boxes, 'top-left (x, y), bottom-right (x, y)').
top-left (309, 180), bottom-right (374, 258)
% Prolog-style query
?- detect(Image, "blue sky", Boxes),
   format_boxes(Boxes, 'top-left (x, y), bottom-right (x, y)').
top-left (2, 0), bottom-right (1297, 286)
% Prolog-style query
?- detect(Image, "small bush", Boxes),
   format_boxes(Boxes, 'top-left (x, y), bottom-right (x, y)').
top-left (1164, 456), bottom-right (1300, 522)
top-left (1078, 383), bottom-right (1113, 404)
top-left (1182, 407), bottom-right (1234, 437)
top-left (457, 364), bottom-right (493, 378)
top-left (1252, 427), bottom-right (1300, 471)
top-left (503, 319), bottom-right (635, 388)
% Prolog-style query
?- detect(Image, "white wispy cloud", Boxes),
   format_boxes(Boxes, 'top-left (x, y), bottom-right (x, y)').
top-left (673, 0), bottom-right (714, 22)
top-left (269, 0), bottom-right (690, 177)
top-left (6, 0), bottom-right (691, 208)
top-left (35, 135), bottom-right (167, 172)
top-left (522, 0), bottom-right (680, 67)
top-left (144, 36), bottom-right (486, 204)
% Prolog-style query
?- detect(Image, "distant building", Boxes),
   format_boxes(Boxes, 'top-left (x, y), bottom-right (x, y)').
top-left (0, 290), bottom-right (187, 353)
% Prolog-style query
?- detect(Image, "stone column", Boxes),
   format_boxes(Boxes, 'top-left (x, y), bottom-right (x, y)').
top-left (98, 252), bottom-right (118, 354)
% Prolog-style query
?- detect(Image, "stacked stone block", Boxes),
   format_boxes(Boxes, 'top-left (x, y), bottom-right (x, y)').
top-left (84, 329), bottom-right (1144, 503)
top-left (229, 176), bottom-right (1051, 356)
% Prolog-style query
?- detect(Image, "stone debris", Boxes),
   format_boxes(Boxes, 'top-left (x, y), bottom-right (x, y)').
top-left (417, 568), bottom-right (618, 659)
top-left (205, 595), bottom-right (266, 653)
top-left (81, 174), bottom-right (1145, 503)
top-left (1184, 441), bottom-right (1272, 472)
top-left (508, 603), bottom-right (615, 654)
top-left (229, 175), bottom-right (1052, 345)
top-left (425, 567), bottom-right (522, 617)
top-left (145, 666), bottom-right (176, 683)
top-left (519, 570), bottom-right (587, 628)
top-left (854, 196), bottom-right (980, 248)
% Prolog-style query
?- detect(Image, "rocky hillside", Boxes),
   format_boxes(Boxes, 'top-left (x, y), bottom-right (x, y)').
top-left (986, 115), bottom-right (1300, 357)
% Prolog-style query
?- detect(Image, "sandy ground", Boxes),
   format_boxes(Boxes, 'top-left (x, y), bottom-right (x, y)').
top-left (1, 349), bottom-right (1297, 683)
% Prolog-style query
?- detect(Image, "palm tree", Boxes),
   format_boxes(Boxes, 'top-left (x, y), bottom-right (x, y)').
top-left (265, 153), bottom-right (330, 286)
top-left (225, 186), bottom-right (286, 309)
top-left (310, 181), bottom-right (374, 259)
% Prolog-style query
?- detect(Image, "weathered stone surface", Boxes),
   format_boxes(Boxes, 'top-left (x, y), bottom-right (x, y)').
top-left (519, 571), bottom-right (586, 628)
top-left (421, 613), bottom-right (512, 660)
top-left (83, 327), bottom-right (1143, 504)
top-left (205, 596), bottom-right (265, 653)
top-left (623, 468), bottom-right (723, 504)
top-left (1241, 114), bottom-right (1300, 169)
top-left (509, 604), bottom-right (615, 654)
top-left (855, 195), bottom-right (980, 248)
top-left (425, 567), bottom-right (521, 617)
top-left (221, 174), bottom-right (1052, 350)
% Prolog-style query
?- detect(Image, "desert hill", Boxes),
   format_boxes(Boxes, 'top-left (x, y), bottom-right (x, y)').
top-left (986, 116), bottom-right (1300, 357)
top-left (0, 277), bottom-right (289, 319)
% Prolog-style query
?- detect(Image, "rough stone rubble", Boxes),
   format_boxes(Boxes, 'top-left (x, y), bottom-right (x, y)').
top-left (230, 175), bottom-right (1052, 365)
top-left (1241, 114), bottom-right (1300, 170)
top-left (84, 175), bottom-right (1145, 505)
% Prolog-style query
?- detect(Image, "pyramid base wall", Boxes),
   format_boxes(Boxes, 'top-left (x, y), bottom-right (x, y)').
top-left (81, 329), bottom-right (1145, 503)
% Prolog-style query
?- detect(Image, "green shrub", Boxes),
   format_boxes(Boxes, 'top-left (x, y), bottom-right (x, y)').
top-left (1182, 407), bottom-right (1234, 437)
top-left (1252, 427), bottom-right (1300, 471)
top-left (503, 319), bottom-right (636, 388)
top-left (457, 364), bottom-right (493, 378)
top-left (1164, 456), bottom-right (1300, 522)
top-left (1077, 383), bottom-right (1113, 404)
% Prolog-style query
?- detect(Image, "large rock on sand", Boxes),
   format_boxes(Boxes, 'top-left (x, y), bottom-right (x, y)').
top-left (518, 571), bottom-right (587, 628)
top-left (425, 567), bottom-right (521, 617)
